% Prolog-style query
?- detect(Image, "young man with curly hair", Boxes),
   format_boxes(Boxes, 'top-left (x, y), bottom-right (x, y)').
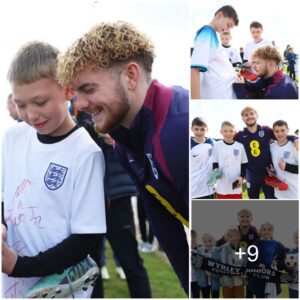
top-left (57, 21), bottom-right (189, 294)
top-left (234, 45), bottom-right (298, 99)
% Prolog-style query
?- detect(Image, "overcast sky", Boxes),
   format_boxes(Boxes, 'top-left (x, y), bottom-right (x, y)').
top-left (190, 100), bottom-right (299, 139)
top-left (190, 0), bottom-right (299, 54)
top-left (0, 0), bottom-right (189, 139)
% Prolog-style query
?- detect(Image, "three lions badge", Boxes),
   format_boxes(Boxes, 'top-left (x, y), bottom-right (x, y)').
top-left (44, 163), bottom-right (68, 190)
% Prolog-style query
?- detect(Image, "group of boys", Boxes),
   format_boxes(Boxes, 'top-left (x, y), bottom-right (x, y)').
top-left (192, 208), bottom-right (299, 298)
top-left (191, 5), bottom-right (298, 99)
top-left (191, 106), bottom-right (298, 200)
top-left (2, 21), bottom-right (189, 298)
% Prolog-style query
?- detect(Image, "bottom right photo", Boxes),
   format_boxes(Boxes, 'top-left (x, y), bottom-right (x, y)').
top-left (191, 200), bottom-right (299, 298)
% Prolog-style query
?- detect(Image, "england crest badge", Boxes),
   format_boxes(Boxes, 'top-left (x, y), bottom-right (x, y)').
top-left (233, 149), bottom-right (240, 156)
top-left (283, 151), bottom-right (290, 159)
top-left (44, 163), bottom-right (68, 190)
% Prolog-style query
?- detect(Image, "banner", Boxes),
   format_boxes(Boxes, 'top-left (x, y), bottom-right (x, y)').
top-left (191, 251), bottom-right (298, 284)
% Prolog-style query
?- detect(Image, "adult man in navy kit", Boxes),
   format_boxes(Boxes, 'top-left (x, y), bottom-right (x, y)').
top-left (235, 106), bottom-right (297, 199)
top-left (57, 21), bottom-right (189, 294)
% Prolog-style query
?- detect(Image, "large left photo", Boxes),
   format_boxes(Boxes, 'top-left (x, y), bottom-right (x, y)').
top-left (0, 0), bottom-right (190, 298)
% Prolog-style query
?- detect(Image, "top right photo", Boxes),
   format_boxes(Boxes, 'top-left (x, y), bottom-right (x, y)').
top-left (190, 0), bottom-right (299, 100)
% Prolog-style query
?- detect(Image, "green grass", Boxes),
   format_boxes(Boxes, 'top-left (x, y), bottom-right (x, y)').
top-left (279, 284), bottom-right (290, 298)
top-left (242, 183), bottom-right (265, 199)
top-left (103, 244), bottom-right (187, 298)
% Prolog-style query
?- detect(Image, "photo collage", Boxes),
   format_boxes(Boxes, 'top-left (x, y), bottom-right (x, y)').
top-left (190, 0), bottom-right (299, 299)
top-left (0, 0), bottom-right (299, 299)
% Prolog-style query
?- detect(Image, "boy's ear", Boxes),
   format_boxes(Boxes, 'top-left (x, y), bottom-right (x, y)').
top-left (64, 87), bottom-right (75, 100)
top-left (268, 60), bottom-right (277, 69)
top-left (215, 11), bottom-right (223, 19)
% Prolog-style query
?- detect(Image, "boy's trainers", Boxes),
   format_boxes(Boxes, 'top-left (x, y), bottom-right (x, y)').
top-left (139, 242), bottom-right (153, 253)
top-left (116, 267), bottom-right (126, 280)
top-left (207, 169), bottom-right (222, 187)
top-left (101, 266), bottom-right (110, 280)
top-left (25, 255), bottom-right (99, 298)
top-left (265, 176), bottom-right (289, 191)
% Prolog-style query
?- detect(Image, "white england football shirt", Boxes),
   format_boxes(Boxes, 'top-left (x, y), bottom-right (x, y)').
top-left (222, 45), bottom-right (242, 65)
top-left (2, 123), bottom-right (106, 298)
top-left (191, 25), bottom-right (237, 99)
top-left (191, 138), bottom-right (214, 198)
top-left (244, 38), bottom-right (272, 62)
top-left (212, 140), bottom-right (248, 194)
top-left (270, 141), bottom-right (298, 199)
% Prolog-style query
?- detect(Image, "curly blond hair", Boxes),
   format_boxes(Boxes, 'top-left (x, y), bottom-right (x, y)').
top-left (252, 45), bottom-right (282, 65)
top-left (57, 21), bottom-right (155, 86)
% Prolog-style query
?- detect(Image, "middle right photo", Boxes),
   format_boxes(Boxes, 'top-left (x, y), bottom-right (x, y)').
top-left (190, 100), bottom-right (299, 200)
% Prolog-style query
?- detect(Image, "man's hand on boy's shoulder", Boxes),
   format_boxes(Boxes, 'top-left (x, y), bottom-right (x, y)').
top-left (2, 240), bottom-right (18, 275)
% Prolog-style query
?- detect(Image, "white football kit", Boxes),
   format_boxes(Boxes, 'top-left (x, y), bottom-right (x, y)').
top-left (2, 123), bottom-right (106, 298)
top-left (191, 25), bottom-right (237, 99)
top-left (191, 138), bottom-right (214, 198)
top-left (270, 141), bottom-right (298, 199)
top-left (244, 38), bottom-right (271, 63)
top-left (213, 140), bottom-right (248, 195)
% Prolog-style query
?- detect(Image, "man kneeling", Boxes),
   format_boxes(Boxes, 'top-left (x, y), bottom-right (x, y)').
top-left (234, 45), bottom-right (298, 99)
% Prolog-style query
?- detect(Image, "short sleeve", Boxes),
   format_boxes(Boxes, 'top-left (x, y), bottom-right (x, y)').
top-left (191, 26), bottom-right (218, 72)
top-left (241, 144), bottom-right (248, 164)
top-left (243, 42), bottom-right (251, 61)
top-left (212, 144), bottom-right (218, 163)
top-left (233, 48), bottom-right (242, 64)
top-left (292, 143), bottom-right (298, 163)
top-left (71, 151), bottom-right (106, 234)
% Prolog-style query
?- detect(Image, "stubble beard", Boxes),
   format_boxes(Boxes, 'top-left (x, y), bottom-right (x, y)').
top-left (97, 84), bottom-right (130, 134)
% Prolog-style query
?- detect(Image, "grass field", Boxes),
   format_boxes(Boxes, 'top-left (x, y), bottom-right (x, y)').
top-left (241, 182), bottom-right (266, 199)
top-left (103, 245), bottom-right (291, 298)
top-left (103, 244), bottom-right (187, 298)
